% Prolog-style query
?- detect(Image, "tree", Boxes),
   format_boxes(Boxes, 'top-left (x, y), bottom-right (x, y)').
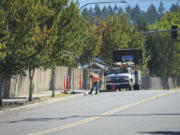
top-left (0, 0), bottom-right (58, 102)
top-left (46, 1), bottom-right (93, 95)
top-left (94, 5), bottom-right (102, 18)
top-left (0, 0), bottom-right (32, 105)
top-left (95, 14), bottom-right (149, 75)
top-left (0, 9), bottom-right (8, 106)
top-left (82, 8), bottom-right (89, 20)
top-left (127, 26), bottom-right (149, 75)
top-left (0, 0), bottom-right (91, 102)
top-left (0, 0), bottom-right (21, 105)
top-left (131, 4), bottom-right (141, 23)
top-left (107, 5), bottom-right (114, 16)
top-left (125, 5), bottom-right (132, 20)
top-left (51, 2), bottom-right (89, 67)
top-left (114, 5), bottom-right (118, 14)
top-left (79, 19), bottom-right (103, 65)
top-left (118, 7), bottom-right (123, 16)
top-left (97, 14), bottom-right (131, 63)
top-left (39, 1), bottom-right (90, 95)
top-left (147, 11), bottom-right (180, 77)
top-left (170, 3), bottom-right (180, 12)
top-left (14, 0), bottom-right (57, 101)
top-left (102, 6), bottom-right (108, 18)
top-left (158, 1), bottom-right (165, 15)
top-left (146, 3), bottom-right (159, 24)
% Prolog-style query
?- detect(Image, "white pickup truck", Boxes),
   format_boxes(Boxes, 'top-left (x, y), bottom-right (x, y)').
top-left (106, 67), bottom-right (142, 91)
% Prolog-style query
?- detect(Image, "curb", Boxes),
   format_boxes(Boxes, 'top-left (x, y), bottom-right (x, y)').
top-left (0, 93), bottom-right (84, 116)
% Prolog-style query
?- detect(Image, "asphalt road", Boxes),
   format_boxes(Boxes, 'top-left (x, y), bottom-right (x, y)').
top-left (0, 90), bottom-right (180, 135)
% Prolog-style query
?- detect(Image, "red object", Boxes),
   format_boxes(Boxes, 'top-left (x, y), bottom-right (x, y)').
top-left (67, 75), bottom-right (70, 91)
top-left (64, 76), bottom-right (66, 92)
top-left (112, 84), bottom-right (115, 91)
top-left (79, 74), bottom-right (82, 89)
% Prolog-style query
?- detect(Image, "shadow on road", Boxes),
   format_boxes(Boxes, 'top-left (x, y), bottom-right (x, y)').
top-left (138, 131), bottom-right (180, 135)
top-left (1, 113), bottom-right (180, 124)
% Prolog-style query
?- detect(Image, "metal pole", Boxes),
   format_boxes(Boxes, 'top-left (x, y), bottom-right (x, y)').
top-left (143, 29), bottom-right (180, 34)
top-left (73, 67), bottom-right (75, 94)
top-left (80, 0), bottom-right (127, 10)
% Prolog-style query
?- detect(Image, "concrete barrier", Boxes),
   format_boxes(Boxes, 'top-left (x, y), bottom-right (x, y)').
top-left (142, 76), bottom-right (180, 90)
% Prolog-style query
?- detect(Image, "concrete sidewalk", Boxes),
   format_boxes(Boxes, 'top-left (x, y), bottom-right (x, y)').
top-left (3, 90), bottom-right (62, 105)
top-left (0, 89), bottom-right (87, 115)
top-left (2, 89), bottom-right (86, 106)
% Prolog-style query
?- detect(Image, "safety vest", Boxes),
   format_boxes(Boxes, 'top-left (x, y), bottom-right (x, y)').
top-left (91, 77), bottom-right (99, 83)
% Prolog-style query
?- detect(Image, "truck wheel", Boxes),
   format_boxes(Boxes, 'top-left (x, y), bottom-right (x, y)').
top-left (106, 86), bottom-right (112, 91)
top-left (134, 85), bottom-right (138, 90)
top-left (134, 85), bottom-right (141, 90)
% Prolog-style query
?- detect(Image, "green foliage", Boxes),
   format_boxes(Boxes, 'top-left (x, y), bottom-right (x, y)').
top-left (3, 0), bottom-right (56, 71)
top-left (96, 14), bottom-right (148, 73)
top-left (0, 0), bottom-right (92, 76)
top-left (0, 10), bottom-right (7, 61)
top-left (79, 19), bottom-right (103, 65)
top-left (0, 0), bottom-right (91, 101)
top-left (147, 11), bottom-right (180, 77)
top-left (127, 26), bottom-right (150, 76)
top-left (0, 0), bottom-right (25, 78)
top-left (170, 2), bottom-right (180, 12)
top-left (146, 3), bottom-right (160, 24)
top-left (97, 14), bottom-right (129, 64)
top-left (51, 2), bottom-right (90, 67)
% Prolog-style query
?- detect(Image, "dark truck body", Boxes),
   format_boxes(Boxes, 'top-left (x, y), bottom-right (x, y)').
top-left (113, 49), bottom-right (142, 64)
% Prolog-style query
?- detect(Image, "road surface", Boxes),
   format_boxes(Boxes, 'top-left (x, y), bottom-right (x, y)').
top-left (0, 90), bottom-right (180, 135)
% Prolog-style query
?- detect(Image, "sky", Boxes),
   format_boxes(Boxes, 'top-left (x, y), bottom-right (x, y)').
top-left (76, 0), bottom-right (180, 11)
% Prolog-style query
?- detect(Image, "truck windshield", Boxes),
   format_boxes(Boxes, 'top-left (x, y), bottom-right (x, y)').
top-left (109, 68), bottom-right (129, 74)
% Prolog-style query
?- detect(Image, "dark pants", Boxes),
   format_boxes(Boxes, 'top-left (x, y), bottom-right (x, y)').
top-left (90, 82), bottom-right (99, 94)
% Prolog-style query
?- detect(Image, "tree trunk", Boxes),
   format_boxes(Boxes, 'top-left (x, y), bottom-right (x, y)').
top-left (163, 77), bottom-right (169, 90)
top-left (29, 69), bottom-right (35, 101)
top-left (0, 79), bottom-right (3, 106)
top-left (52, 69), bottom-right (56, 97)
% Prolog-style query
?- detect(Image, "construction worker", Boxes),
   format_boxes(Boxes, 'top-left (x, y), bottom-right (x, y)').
top-left (89, 75), bottom-right (99, 95)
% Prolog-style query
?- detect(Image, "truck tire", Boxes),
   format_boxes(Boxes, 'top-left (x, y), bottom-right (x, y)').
top-left (134, 85), bottom-right (141, 90)
top-left (106, 85), bottom-right (112, 91)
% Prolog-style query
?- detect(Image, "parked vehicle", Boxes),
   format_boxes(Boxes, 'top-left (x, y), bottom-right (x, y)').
top-left (106, 67), bottom-right (135, 90)
top-left (106, 49), bottom-right (142, 91)
top-left (106, 66), bottom-right (142, 91)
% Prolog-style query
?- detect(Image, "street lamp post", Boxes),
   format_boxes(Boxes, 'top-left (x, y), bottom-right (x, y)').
top-left (80, 0), bottom-right (127, 10)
